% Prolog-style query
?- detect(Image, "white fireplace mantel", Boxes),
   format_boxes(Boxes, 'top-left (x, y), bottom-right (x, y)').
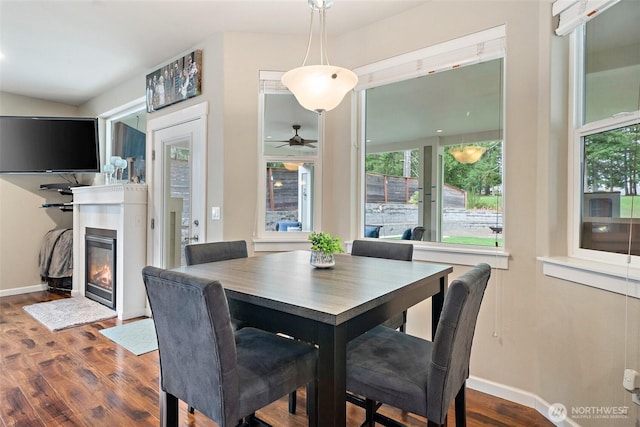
top-left (72, 184), bottom-right (148, 320)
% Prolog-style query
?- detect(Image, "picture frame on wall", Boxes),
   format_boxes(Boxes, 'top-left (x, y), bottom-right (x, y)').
top-left (146, 50), bottom-right (202, 113)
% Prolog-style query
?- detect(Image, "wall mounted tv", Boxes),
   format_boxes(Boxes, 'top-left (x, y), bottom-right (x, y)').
top-left (0, 116), bottom-right (100, 174)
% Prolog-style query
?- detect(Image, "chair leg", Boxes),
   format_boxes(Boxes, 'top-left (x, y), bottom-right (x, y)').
top-left (454, 383), bottom-right (466, 427)
top-left (289, 390), bottom-right (297, 414)
top-left (160, 391), bottom-right (179, 427)
top-left (400, 310), bottom-right (408, 333)
top-left (364, 398), bottom-right (376, 427)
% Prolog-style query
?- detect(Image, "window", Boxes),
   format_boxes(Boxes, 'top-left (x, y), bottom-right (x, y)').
top-left (257, 72), bottom-right (322, 239)
top-left (570, 0), bottom-right (640, 263)
top-left (358, 28), bottom-right (505, 248)
top-left (104, 99), bottom-right (147, 183)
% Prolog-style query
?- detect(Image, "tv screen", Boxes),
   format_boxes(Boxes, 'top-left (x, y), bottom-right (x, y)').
top-left (0, 116), bottom-right (100, 174)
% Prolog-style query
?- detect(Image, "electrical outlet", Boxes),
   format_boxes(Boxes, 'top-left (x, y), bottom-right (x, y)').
top-left (623, 369), bottom-right (640, 406)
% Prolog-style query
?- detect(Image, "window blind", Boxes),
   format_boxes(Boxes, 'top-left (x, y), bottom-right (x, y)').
top-left (553, 0), bottom-right (620, 36)
top-left (353, 25), bottom-right (505, 91)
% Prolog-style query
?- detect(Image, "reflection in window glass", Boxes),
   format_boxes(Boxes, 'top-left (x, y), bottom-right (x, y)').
top-left (581, 124), bottom-right (640, 255)
top-left (584, 0), bottom-right (640, 124)
top-left (443, 141), bottom-right (503, 247)
top-left (265, 162), bottom-right (314, 232)
top-left (364, 150), bottom-right (420, 238)
top-left (364, 59), bottom-right (503, 247)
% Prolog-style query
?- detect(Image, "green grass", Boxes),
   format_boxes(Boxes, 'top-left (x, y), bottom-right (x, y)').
top-left (442, 236), bottom-right (502, 247)
top-left (620, 196), bottom-right (640, 217)
top-left (469, 195), bottom-right (502, 211)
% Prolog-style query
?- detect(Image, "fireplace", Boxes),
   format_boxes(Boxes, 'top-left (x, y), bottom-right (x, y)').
top-left (85, 228), bottom-right (117, 309)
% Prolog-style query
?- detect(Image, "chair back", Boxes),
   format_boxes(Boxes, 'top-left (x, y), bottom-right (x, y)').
top-left (364, 225), bottom-right (382, 238)
top-left (185, 240), bottom-right (248, 266)
top-left (142, 266), bottom-right (240, 426)
top-left (411, 226), bottom-right (425, 241)
top-left (351, 239), bottom-right (413, 261)
top-left (426, 263), bottom-right (491, 424)
top-left (351, 239), bottom-right (413, 330)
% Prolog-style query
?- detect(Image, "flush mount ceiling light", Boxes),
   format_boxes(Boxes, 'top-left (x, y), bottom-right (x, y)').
top-left (281, 0), bottom-right (358, 114)
top-left (449, 145), bottom-right (487, 164)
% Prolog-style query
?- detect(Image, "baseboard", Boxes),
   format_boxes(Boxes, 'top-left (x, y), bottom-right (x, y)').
top-left (0, 283), bottom-right (48, 298)
top-left (467, 376), bottom-right (581, 427)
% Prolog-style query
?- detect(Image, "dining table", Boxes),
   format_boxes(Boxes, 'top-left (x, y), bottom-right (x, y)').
top-left (172, 249), bottom-right (453, 427)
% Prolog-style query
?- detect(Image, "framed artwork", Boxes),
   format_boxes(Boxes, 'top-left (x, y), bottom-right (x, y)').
top-left (146, 50), bottom-right (202, 113)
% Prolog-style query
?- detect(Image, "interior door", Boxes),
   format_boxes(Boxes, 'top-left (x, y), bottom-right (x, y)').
top-left (148, 104), bottom-right (206, 269)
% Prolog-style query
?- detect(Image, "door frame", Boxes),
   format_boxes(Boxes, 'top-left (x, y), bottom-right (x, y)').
top-left (146, 102), bottom-right (208, 267)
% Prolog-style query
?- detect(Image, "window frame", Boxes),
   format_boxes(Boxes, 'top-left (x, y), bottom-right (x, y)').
top-left (351, 26), bottom-right (509, 268)
top-left (567, 8), bottom-right (640, 267)
top-left (255, 71), bottom-right (324, 249)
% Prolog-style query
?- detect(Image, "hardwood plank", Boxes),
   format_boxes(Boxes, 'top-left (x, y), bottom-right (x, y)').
top-left (3, 354), bottom-right (74, 425)
top-left (1, 291), bottom-right (553, 427)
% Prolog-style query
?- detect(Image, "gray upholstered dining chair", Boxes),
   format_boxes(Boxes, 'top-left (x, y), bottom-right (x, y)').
top-left (142, 266), bottom-right (318, 427)
top-left (184, 239), bottom-right (300, 416)
top-left (185, 240), bottom-right (248, 265)
top-left (350, 239), bottom-right (413, 332)
top-left (345, 263), bottom-right (491, 427)
top-left (412, 226), bottom-right (426, 241)
top-left (184, 240), bottom-right (249, 414)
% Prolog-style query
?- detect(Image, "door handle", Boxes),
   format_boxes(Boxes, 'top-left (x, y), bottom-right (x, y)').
top-left (183, 234), bottom-right (199, 243)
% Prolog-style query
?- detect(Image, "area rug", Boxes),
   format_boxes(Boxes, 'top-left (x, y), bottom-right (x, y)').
top-left (23, 297), bottom-right (116, 331)
top-left (99, 318), bottom-right (158, 356)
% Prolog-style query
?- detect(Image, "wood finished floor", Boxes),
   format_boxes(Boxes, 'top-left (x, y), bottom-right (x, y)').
top-left (0, 290), bottom-right (553, 427)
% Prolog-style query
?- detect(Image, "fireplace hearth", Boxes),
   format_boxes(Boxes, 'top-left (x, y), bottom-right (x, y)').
top-left (85, 228), bottom-right (116, 309)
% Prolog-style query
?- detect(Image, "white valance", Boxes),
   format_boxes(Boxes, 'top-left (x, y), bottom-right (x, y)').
top-left (353, 26), bottom-right (505, 91)
top-left (552, 0), bottom-right (620, 36)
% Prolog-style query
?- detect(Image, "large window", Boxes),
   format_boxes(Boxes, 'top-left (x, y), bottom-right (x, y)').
top-left (258, 73), bottom-right (322, 238)
top-left (359, 29), bottom-right (505, 248)
top-left (571, 0), bottom-right (640, 263)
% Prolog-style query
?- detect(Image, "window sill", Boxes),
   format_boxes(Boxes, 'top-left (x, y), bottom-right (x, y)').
top-left (253, 237), bottom-right (311, 252)
top-left (539, 256), bottom-right (640, 298)
top-left (346, 240), bottom-right (510, 269)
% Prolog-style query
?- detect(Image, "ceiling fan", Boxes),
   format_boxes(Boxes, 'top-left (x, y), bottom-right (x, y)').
top-left (274, 125), bottom-right (317, 148)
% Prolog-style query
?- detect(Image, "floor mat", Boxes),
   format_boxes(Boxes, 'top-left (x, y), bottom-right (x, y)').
top-left (99, 318), bottom-right (158, 355)
top-left (23, 297), bottom-right (116, 331)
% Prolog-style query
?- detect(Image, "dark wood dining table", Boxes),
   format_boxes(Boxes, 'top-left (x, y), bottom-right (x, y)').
top-left (172, 250), bottom-right (452, 427)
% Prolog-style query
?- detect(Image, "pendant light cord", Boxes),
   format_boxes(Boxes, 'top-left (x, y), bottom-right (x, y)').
top-left (300, 8), bottom-right (315, 66)
top-left (299, 1), bottom-right (331, 67)
top-left (321, 3), bottom-right (331, 66)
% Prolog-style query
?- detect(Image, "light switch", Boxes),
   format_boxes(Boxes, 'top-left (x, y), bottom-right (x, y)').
top-left (211, 206), bottom-right (221, 220)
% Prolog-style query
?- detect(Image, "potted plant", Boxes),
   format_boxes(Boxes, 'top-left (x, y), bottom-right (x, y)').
top-left (308, 231), bottom-right (344, 268)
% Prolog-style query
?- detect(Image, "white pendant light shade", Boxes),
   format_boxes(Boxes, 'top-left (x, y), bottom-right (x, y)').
top-left (282, 0), bottom-right (358, 114)
top-left (282, 65), bottom-right (358, 113)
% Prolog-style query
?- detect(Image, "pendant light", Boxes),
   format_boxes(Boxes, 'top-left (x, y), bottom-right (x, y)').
top-left (281, 0), bottom-right (358, 114)
top-left (448, 145), bottom-right (487, 164)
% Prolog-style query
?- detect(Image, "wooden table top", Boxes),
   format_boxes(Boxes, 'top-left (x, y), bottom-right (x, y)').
top-left (174, 250), bottom-right (452, 326)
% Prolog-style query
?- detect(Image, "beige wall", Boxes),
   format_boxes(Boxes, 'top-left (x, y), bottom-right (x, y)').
top-left (0, 93), bottom-right (80, 293)
top-left (1, 1), bottom-right (638, 424)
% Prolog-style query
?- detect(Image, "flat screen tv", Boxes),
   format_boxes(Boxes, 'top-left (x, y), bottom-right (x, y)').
top-left (0, 116), bottom-right (100, 174)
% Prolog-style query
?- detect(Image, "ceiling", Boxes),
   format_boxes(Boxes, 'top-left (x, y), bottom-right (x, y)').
top-left (0, 0), bottom-right (424, 106)
top-left (2, 1), bottom-right (635, 150)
